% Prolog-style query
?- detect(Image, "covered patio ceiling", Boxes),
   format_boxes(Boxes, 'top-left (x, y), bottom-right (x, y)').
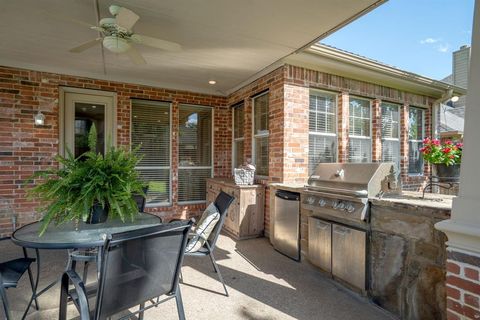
top-left (0, 0), bottom-right (385, 96)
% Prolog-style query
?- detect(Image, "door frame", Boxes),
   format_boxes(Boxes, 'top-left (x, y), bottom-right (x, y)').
top-left (59, 87), bottom-right (117, 156)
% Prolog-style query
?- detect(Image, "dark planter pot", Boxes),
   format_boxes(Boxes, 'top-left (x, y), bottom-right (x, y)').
top-left (434, 164), bottom-right (461, 182)
top-left (87, 202), bottom-right (108, 224)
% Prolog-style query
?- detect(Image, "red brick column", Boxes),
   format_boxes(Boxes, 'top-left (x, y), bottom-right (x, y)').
top-left (282, 84), bottom-right (309, 184)
top-left (371, 99), bottom-right (382, 162)
top-left (446, 249), bottom-right (480, 319)
top-left (337, 92), bottom-right (349, 162)
top-left (399, 104), bottom-right (409, 181)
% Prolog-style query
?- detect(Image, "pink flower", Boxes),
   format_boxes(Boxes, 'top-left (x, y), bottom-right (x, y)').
top-left (442, 147), bottom-right (451, 154)
top-left (423, 137), bottom-right (431, 144)
top-left (432, 139), bottom-right (441, 146)
top-left (456, 142), bottom-right (464, 148)
top-left (445, 140), bottom-right (453, 145)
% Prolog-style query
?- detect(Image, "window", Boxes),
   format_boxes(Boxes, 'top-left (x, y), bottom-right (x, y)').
top-left (308, 91), bottom-right (337, 174)
top-left (348, 97), bottom-right (371, 162)
top-left (178, 105), bottom-right (213, 203)
top-left (232, 103), bottom-right (245, 169)
top-left (381, 102), bottom-right (400, 171)
top-left (408, 107), bottom-right (425, 175)
top-left (131, 100), bottom-right (171, 206)
top-left (253, 93), bottom-right (269, 176)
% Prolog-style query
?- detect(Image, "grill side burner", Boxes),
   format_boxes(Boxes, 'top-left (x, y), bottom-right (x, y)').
top-left (303, 162), bottom-right (399, 293)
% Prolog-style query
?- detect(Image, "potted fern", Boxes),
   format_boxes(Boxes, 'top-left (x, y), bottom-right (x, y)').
top-left (28, 125), bottom-right (145, 235)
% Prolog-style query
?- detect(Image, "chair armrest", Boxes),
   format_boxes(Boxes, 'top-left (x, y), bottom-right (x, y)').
top-left (60, 270), bottom-right (90, 320)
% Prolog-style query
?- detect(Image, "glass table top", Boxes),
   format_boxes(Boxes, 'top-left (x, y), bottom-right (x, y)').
top-left (12, 213), bottom-right (162, 249)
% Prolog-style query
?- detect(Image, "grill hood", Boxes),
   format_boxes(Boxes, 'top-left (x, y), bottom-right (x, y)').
top-left (306, 162), bottom-right (400, 198)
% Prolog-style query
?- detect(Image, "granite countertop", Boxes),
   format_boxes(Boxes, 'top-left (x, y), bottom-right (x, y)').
top-left (370, 191), bottom-right (454, 210)
top-left (206, 177), bottom-right (264, 188)
top-left (269, 183), bottom-right (306, 193)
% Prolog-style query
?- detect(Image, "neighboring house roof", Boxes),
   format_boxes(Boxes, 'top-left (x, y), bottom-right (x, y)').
top-left (283, 43), bottom-right (467, 99)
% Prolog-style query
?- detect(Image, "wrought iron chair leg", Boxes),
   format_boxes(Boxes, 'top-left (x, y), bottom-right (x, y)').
top-left (23, 247), bottom-right (40, 310)
top-left (208, 252), bottom-right (229, 297)
top-left (0, 283), bottom-right (11, 320)
top-left (82, 261), bottom-right (89, 284)
top-left (138, 302), bottom-right (145, 320)
top-left (175, 287), bottom-right (186, 320)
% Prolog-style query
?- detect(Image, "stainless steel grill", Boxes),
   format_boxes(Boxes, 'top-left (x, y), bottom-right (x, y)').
top-left (303, 162), bottom-right (399, 292)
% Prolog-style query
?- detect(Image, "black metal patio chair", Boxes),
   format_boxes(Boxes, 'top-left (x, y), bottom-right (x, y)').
top-left (184, 191), bottom-right (235, 296)
top-left (69, 186), bottom-right (152, 284)
top-left (0, 236), bottom-right (39, 320)
top-left (59, 219), bottom-right (193, 320)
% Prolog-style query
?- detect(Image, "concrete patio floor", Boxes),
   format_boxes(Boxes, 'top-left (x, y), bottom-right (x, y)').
top-left (2, 234), bottom-right (395, 320)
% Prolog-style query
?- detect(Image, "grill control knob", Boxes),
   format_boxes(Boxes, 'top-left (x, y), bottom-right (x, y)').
top-left (337, 201), bottom-right (346, 210)
top-left (318, 199), bottom-right (326, 207)
top-left (307, 197), bottom-right (315, 205)
top-left (346, 203), bottom-right (355, 213)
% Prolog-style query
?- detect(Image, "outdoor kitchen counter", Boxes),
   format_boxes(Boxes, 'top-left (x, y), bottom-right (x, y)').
top-left (269, 183), bottom-right (305, 193)
top-left (369, 190), bottom-right (454, 211)
top-left (367, 191), bottom-right (452, 320)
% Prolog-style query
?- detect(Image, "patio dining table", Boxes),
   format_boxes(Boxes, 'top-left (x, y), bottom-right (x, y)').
top-left (11, 212), bottom-right (162, 319)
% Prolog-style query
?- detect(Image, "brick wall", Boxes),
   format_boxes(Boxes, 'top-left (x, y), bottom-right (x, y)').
top-left (446, 248), bottom-right (480, 319)
top-left (0, 65), bottom-right (229, 236)
top-left (284, 64), bottom-right (436, 190)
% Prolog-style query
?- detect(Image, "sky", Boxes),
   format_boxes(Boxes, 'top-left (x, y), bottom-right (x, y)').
top-left (322, 0), bottom-right (475, 80)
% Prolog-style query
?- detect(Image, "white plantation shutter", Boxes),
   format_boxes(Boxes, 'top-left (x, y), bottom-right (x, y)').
top-left (349, 97), bottom-right (371, 162)
top-left (178, 105), bottom-right (213, 203)
top-left (131, 100), bottom-right (171, 206)
top-left (348, 138), bottom-right (371, 163)
top-left (308, 91), bottom-right (337, 174)
top-left (381, 103), bottom-right (400, 171)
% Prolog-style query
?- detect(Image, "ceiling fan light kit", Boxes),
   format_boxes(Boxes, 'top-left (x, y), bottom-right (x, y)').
top-left (68, 4), bottom-right (181, 65)
top-left (103, 36), bottom-right (131, 53)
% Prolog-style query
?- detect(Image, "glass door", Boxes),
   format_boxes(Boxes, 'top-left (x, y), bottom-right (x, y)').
top-left (63, 91), bottom-right (115, 157)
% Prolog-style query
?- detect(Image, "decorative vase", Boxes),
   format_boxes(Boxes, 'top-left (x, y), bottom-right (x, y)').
top-left (434, 164), bottom-right (461, 182)
top-left (87, 202), bottom-right (108, 224)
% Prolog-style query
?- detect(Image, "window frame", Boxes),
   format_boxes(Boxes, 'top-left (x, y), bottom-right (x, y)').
top-left (348, 96), bottom-right (372, 163)
top-left (408, 106), bottom-right (426, 176)
top-left (232, 102), bottom-right (245, 172)
top-left (308, 89), bottom-right (339, 174)
top-left (252, 91), bottom-right (269, 178)
top-left (177, 104), bottom-right (214, 205)
top-left (130, 99), bottom-right (173, 207)
top-left (380, 101), bottom-right (401, 171)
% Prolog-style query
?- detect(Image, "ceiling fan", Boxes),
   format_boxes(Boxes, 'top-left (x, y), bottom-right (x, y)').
top-left (69, 5), bottom-right (181, 65)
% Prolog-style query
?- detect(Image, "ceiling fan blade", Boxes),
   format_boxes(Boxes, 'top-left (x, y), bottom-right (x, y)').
top-left (133, 34), bottom-right (181, 52)
top-left (115, 7), bottom-right (139, 30)
top-left (69, 38), bottom-right (102, 53)
top-left (126, 47), bottom-right (147, 65)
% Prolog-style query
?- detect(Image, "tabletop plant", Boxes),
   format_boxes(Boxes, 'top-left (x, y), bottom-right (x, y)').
top-left (28, 124), bottom-right (145, 235)
top-left (420, 138), bottom-right (462, 166)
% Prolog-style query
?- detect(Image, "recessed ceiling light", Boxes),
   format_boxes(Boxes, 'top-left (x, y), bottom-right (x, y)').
top-left (208, 80), bottom-right (216, 85)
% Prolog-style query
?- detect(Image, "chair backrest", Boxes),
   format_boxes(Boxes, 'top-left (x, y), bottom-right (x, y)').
top-left (132, 186), bottom-right (149, 212)
top-left (208, 191), bottom-right (235, 251)
top-left (94, 220), bottom-right (193, 320)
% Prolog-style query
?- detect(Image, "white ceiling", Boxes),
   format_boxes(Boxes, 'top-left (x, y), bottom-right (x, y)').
top-left (0, 0), bottom-right (383, 96)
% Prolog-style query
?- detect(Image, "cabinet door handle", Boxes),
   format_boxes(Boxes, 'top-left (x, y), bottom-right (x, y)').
top-left (333, 226), bottom-right (349, 235)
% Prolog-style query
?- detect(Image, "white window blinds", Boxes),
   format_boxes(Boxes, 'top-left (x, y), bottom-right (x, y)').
top-left (131, 100), bottom-right (171, 206)
top-left (178, 105), bottom-right (213, 203)
top-left (253, 93), bottom-right (269, 176)
top-left (233, 103), bottom-right (245, 168)
top-left (381, 103), bottom-right (400, 171)
top-left (349, 97), bottom-right (371, 162)
top-left (308, 91), bottom-right (337, 175)
top-left (408, 107), bottom-right (425, 174)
